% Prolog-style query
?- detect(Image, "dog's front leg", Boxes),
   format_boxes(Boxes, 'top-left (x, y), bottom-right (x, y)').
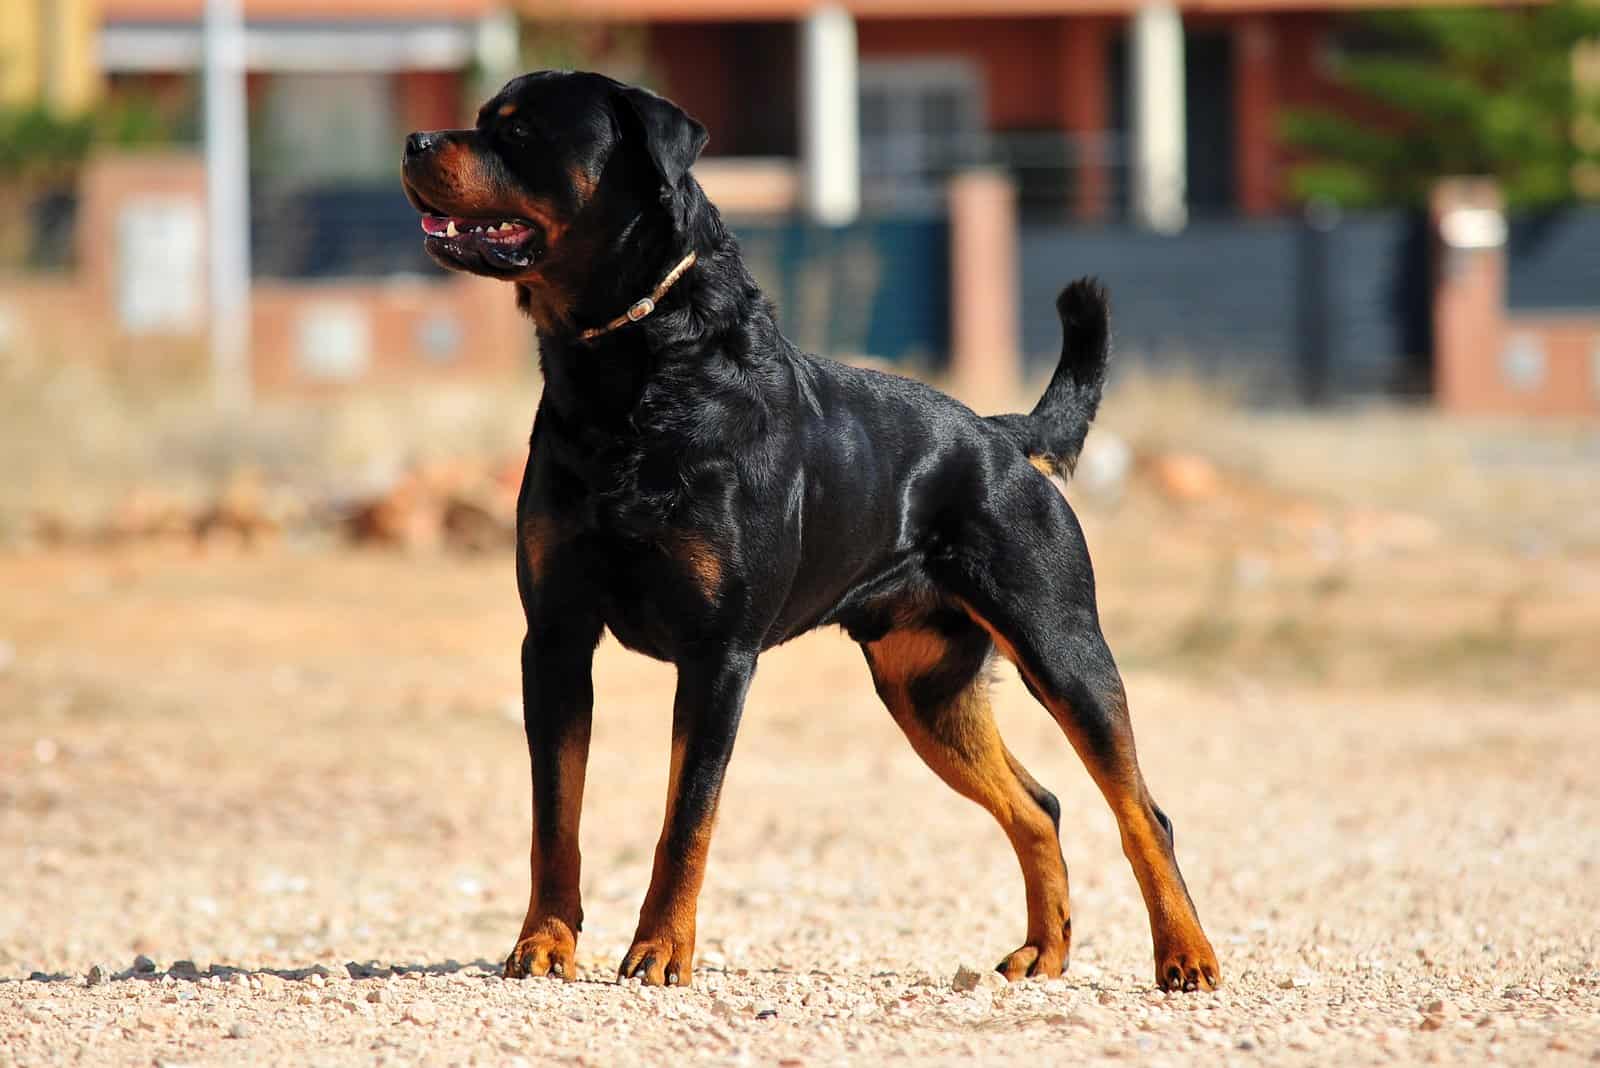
top-left (505, 625), bottom-right (600, 980)
top-left (619, 648), bottom-right (756, 987)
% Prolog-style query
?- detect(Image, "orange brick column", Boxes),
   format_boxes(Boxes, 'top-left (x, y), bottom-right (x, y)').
top-left (1234, 16), bottom-right (1279, 217)
top-left (948, 169), bottom-right (1022, 413)
top-left (1059, 18), bottom-right (1111, 221)
top-left (1431, 179), bottom-right (1507, 411)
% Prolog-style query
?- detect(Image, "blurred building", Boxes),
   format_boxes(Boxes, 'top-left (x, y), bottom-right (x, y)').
top-left (2, 0), bottom-right (101, 112)
top-left (3, 1), bottom-right (1595, 411)
top-left (90, 0), bottom-right (1401, 226)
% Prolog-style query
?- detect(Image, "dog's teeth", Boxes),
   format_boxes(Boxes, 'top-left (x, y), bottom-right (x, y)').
top-left (500, 222), bottom-right (514, 231)
top-left (445, 220), bottom-right (458, 237)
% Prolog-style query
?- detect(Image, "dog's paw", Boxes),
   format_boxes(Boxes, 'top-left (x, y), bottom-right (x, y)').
top-left (504, 917), bottom-right (577, 980)
top-left (996, 938), bottom-right (1070, 982)
top-left (1154, 936), bottom-right (1220, 992)
top-left (617, 934), bottom-right (693, 987)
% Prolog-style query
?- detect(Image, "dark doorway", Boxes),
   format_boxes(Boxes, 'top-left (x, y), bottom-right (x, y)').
top-left (1184, 30), bottom-right (1236, 218)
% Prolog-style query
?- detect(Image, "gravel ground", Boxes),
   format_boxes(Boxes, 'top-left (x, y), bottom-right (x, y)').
top-left (2, 549), bottom-right (1597, 1067)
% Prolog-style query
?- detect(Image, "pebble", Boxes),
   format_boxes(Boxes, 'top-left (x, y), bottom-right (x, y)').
top-left (86, 965), bottom-right (105, 986)
top-left (227, 1021), bottom-right (251, 1039)
top-left (406, 999), bottom-right (439, 1025)
top-left (952, 965), bottom-right (989, 993)
top-left (133, 955), bottom-right (157, 974)
top-left (367, 987), bottom-right (393, 1005)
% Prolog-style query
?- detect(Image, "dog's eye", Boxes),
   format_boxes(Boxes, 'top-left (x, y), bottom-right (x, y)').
top-left (504, 120), bottom-right (534, 141)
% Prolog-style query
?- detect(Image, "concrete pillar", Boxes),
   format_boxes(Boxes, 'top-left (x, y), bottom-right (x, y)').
top-left (1431, 179), bottom-right (1507, 412)
top-left (1129, 2), bottom-right (1187, 233)
top-left (799, 5), bottom-right (860, 226)
top-left (475, 6), bottom-right (520, 100)
top-left (948, 170), bottom-right (1021, 413)
top-left (1059, 18), bottom-right (1110, 222)
top-left (204, 0), bottom-right (253, 413)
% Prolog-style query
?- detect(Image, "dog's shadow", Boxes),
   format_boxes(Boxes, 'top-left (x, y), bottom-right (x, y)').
top-left (12, 958), bottom-right (506, 985)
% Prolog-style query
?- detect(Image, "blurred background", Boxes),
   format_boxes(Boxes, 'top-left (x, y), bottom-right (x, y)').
top-left (1, 4), bottom-right (1599, 1057)
top-left (2, 0), bottom-right (1598, 758)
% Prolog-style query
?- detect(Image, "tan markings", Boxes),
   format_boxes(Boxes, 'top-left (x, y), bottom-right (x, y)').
top-left (862, 629), bottom-right (948, 707)
top-left (568, 164), bottom-right (598, 203)
top-left (863, 634), bottom-right (1071, 980)
top-left (508, 729), bottom-right (590, 979)
top-left (668, 533), bottom-right (723, 599)
top-left (511, 198), bottom-right (569, 245)
top-left (624, 734), bottom-right (712, 986)
top-left (516, 280), bottom-right (577, 334)
top-left (954, 600), bottom-right (1027, 673)
top-left (498, 103), bottom-right (518, 117)
top-left (521, 515), bottom-right (560, 582)
top-left (1027, 455), bottom-right (1072, 498)
top-left (953, 600), bottom-right (1219, 990)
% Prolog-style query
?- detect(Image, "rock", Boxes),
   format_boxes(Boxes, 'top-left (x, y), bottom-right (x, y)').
top-left (1146, 452), bottom-right (1221, 504)
top-left (1077, 431), bottom-right (1133, 500)
top-left (227, 1021), bottom-right (251, 1039)
top-left (133, 954), bottom-right (158, 974)
top-left (975, 970), bottom-right (1007, 994)
top-left (307, 973), bottom-right (326, 988)
top-left (406, 999), bottom-right (439, 1025)
top-left (168, 960), bottom-right (201, 980)
top-left (86, 965), bottom-right (105, 986)
top-left (367, 987), bottom-right (393, 1005)
top-left (952, 965), bottom-right (987, 992)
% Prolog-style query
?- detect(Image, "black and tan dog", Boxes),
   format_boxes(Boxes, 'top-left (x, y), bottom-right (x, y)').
top-left (401, 71), bottom-right (1219, 993)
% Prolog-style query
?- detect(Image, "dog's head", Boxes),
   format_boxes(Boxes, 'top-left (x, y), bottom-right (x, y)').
top-left (401, 71), bottom-right (707, 292)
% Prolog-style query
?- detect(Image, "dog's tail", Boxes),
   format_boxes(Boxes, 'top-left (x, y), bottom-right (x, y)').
top-left (986, 276), bottom-right (1110, 479)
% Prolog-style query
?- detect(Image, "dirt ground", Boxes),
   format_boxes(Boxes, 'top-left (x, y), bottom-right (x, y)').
top-left (2, 530), bottom-right (1597, 1067)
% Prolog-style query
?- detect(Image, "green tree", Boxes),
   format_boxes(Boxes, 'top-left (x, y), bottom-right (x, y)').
top-left (1282, 1), bottom-right (1600, 209)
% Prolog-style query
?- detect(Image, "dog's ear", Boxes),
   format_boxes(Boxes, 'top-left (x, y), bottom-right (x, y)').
top-left (615, 85), bottom-right (708, 194)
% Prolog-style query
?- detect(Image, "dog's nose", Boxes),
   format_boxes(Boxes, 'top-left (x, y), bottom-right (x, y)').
top-left (405, 132), bottom-right (436, 157)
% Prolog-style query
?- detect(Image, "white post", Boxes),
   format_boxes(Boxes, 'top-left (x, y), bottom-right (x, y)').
top-left (203, 0), bottom-right (252, 412)
top-left (1129, 2), bottom-right (1187, 233)
top-left (475, 5), bottom-right (520, 100)
top-left (799, 4), bottom-right (860, 226)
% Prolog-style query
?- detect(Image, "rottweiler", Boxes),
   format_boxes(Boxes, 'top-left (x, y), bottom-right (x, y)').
top-left (401, 70), bottom-right (1219, 993)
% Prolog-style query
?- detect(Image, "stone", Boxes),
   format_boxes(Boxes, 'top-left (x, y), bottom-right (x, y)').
top-left (952, 965), bottom-right (986, 992)
top-left (133, 954), bottom-right (158, 974)
top-left (406, 999), bottom-right (439, 1025)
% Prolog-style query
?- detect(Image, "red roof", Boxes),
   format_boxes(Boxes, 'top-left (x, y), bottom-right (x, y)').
top-left (101, 0), bottom-right (496, 19)
top-left (100, 0), bottom-right (1517, 21)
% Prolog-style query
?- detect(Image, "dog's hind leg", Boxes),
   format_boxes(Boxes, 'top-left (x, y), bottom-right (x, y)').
top-left (861, 617), bottom-right (1072, 980)
top-left (938, 474), bottom-right (1220, 992)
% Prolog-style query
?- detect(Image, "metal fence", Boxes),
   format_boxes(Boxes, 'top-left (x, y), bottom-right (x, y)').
top-left (1506, 209), bottom-right (1600, 312)
top-left (1020, 210), bottom-right (1433, 403)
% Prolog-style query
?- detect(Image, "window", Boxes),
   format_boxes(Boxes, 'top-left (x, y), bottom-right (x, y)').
top-left (859, 59), bottom-right (986, 212)
top-left (257, 73), bottom-right (398, 182)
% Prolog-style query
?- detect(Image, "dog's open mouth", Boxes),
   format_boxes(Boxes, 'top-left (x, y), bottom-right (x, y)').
top-left (419, 215), bottom-right (535, 243)
top-left (404, 171), bottom-right (548, 276)
top-left (416, 210), bottom-right (545, 274)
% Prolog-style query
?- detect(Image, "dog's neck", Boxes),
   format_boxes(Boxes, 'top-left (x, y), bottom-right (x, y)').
top-left (528, 177), bottom-right (776, 428)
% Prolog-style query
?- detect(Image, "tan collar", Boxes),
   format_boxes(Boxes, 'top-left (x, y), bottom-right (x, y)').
top-left (577, 251), bottom-right (698, 342)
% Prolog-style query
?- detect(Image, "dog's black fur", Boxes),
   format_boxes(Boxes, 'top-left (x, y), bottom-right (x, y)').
top-left (402, 70), bottom-right (1218, 993)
